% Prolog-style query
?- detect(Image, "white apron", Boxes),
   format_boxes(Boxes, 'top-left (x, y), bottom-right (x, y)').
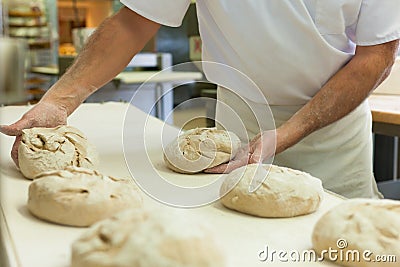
top-left (216, 86), bottom-right (382, 199)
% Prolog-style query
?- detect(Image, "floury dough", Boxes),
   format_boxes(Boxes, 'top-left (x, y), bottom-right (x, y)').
top-left (163, 127), bottom-right (241, 174)
top-left (27, 166), bottom-right (143, 227)
top-left (220, 164), bottom-right (324, 217)
top-left (18, 125), bottom-right (99, 179)
top-left (312, 199), bottom-right (400, 267)
top-left (71, 208), bottom-right (227, 267)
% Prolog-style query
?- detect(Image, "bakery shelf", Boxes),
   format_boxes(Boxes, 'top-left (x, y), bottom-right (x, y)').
top-left (8, 23), bottom-right (48, 27)
top-left (28, 41), bottom-right (51, 49)
top-left (9, 35), bottom-right (44, 38)
top-left (8, 11), bottom-right (43, 17)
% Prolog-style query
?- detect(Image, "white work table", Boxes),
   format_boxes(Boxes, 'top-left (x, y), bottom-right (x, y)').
top-left (0, 102), bottom-right (342, 267)
top-left (115, 70), bottom-right (203, 84)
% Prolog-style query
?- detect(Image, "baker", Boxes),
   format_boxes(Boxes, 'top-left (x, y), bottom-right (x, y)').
top-left (1, 1), bottom-right (399, 198)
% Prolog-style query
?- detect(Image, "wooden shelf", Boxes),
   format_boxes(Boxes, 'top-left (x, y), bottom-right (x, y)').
top-left (9, 23), bottom-right (48, 28)
top-left (26, 77), bottom-right (49, 85)
top-left (26, 88), bottom-right (46, 96)
top-left (8, 11), bottom-right (43, 17)
top-left (6, 3), bottom-right (56, 82)
top-left (9, 35), bottom-right (44, 38)
top-left (28, 41), bottom-right (51, 49)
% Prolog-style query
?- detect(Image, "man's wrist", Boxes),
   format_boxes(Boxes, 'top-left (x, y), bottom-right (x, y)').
top-left (40, 78), bottom-right (94, 116)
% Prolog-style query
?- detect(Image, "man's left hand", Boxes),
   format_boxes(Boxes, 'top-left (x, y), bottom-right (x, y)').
top-left (204, 130), bottom-right (277, 173)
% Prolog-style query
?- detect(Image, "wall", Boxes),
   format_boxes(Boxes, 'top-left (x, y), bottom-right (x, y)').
top-left (85, 1), bottom-right (112, 27)
top-left (374, 58), bottom-right (400, 95)
top-left (0, 0), bottom-right (3, 36)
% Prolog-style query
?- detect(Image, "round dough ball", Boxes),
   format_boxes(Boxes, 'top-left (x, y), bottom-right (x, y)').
top-left (220, 164), bottom-right (324, 217)
top-left (18, 125), bottom-right (99, 179)
top-left (27, 166), bottom-right (142, 227)
top-left (71, 208), bottom-right (227, 267)
top-left (163, 127), bottom-right (241, 174)
top-left (312, 199), bottom-right (400, 267)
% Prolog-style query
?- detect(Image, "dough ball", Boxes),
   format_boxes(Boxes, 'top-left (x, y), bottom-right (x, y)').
top-left (71, 208), bottom-right (227, 267)
top-left (18, 125), bottom-right (99, 179)
top-left (163, 127), bottom-right (241, 174)
top-left (220, 164), bottom-right (324, 217)
top-left (312, 199), bottom-right (400, 267)
top-left (27, 166), bottom-right (142, 227)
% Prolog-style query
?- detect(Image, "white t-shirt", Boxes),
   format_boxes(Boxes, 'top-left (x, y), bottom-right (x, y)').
top-left (120, 0), bottom-right (400, 105)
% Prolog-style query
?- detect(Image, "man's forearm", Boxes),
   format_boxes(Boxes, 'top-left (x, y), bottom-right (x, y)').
top-left (276, 40), bottom-right (399, 153)
top-left (40, 7), bottom-right (160, 115)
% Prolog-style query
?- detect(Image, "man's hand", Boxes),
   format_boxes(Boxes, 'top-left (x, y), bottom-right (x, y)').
top-left (204, 145), bottom-right (250, 174)
top-left (206, 39), bottom-right (399, 175)
top-left (0, 7), bottom-right (161, 167)
top-left (204, 130), bottom-right (277, 173)
top-left (0, 102), bottom-right (67, 166)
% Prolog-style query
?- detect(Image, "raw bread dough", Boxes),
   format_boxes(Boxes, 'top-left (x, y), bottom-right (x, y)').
top-left (220, 164), bottom-right (324, 217)
top-left (312, 198), bottom-right (400, 267)
top-left (18, 125), bottom-right (99, 179)
top-left (27, 166), bottom-right (142, 227)
top-left (71, 208), bottom-right (227, 267)
top-left (163, 127), bottom-right (241, 174)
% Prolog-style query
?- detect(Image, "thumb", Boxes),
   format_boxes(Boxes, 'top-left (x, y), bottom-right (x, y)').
top-left (0, 119), bottom-right (32, 136)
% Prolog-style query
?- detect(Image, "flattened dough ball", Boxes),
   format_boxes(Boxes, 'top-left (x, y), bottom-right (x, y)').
top-left (312, 199), bottom-right (400, 267)
top-left (220, 164), bottom-right (324, 217)
top-left (18, 125), bottom-right (99, 179)
top-left (27, 166), bottom-right (142, 227)
top-left (71, 208), bottom-right (227, 267)
top-left (163, 127), bottom-right (241, 174)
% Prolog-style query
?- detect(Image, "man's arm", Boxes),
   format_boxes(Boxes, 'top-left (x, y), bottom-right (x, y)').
top-left (0, 7), bottom-right (160, 165)
top-left (250, 39), bottom-right (400, 163)
top-left (206, 39), bottom-right (399, 173)
top-left (43, 7), bottom-right (161, 116)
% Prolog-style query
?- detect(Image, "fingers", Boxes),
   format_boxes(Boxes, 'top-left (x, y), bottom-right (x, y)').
top-left (236, 145), bottom-right (250, 157)
top-left (204, 154), bottom-right (249, 174)
top-left (204, 160), bottom-right (244, 174)
top-left (0, 119), bottom-right (31, 136)
top-left (0, 125), bottom-right (18, 136)
top-left (248, 135), bottom-right (263, 163)
top-left (203, 163), bottom-right (230, 174)
top-left (1, 122), bottom-right (25, 168)
top-left (11, 136), bottom-right (22, 167)
top-left (248, 131), bottom-right (276, 164)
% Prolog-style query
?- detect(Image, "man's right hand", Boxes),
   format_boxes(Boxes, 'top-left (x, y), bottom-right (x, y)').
top-left (0, 7), bottom-right (161, 167)
top-left (0, 101), bottom-right (68, 166)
